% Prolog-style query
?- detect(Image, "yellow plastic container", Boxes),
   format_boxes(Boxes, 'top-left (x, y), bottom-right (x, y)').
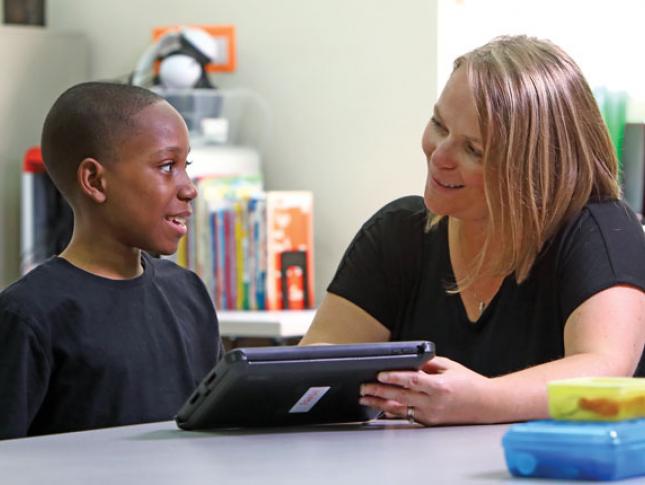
top-left (548, 377), bottom-right (645, 421)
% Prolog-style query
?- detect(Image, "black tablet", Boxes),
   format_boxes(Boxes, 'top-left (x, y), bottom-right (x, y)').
top-left (175, 340), bottom-right (435, 430)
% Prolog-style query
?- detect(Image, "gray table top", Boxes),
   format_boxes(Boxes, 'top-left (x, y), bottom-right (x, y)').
top-left (0, 419), bottom-right (595, 484)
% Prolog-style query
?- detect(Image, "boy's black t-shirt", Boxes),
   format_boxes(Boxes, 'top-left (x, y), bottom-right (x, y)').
top-left (328, 196), bottom-right (645, 377)
top-left (0, 253), bottom-right (221, 439)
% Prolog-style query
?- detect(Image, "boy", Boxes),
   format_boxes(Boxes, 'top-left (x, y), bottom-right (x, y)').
top-left (0, 82), bottom-right (221, 439)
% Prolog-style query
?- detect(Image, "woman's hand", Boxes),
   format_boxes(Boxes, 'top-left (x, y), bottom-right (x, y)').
top-left (359, 356), bottom-right (495, 425)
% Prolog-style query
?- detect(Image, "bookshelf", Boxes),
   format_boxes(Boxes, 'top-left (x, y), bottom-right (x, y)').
top-left (218, 309), bottom-right (315, 340)
top-left (161, 88), bottom-right (316, 344)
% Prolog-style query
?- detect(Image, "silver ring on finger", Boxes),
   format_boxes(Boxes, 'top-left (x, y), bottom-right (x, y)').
top-left (406, 405), bottom-right (416, 424)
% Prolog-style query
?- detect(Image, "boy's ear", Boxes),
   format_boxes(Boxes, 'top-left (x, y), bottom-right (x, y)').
top-left (77, 158), bottom-right (107, 203)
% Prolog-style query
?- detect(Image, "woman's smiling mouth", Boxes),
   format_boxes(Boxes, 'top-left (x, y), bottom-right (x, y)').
top-left (432, 176), bottom-right (465, 189)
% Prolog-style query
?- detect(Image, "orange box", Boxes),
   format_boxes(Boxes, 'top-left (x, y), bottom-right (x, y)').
top-left (266, 192), bottom-right (315, 310)
top-left (152, 24), bottom-right (236, 73)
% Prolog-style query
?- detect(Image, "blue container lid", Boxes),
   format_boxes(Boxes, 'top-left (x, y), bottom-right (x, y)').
top-left (503, 418), bottom-right (645, 448)
top-left (503, 419), bottom-right (645, 480)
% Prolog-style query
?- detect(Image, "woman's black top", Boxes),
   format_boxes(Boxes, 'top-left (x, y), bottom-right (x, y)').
top-left (328, 196), bottom-right (645, 377)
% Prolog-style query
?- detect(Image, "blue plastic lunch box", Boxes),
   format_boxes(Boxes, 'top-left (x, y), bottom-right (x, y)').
top-left (502, 419), bottom-right (645, 481)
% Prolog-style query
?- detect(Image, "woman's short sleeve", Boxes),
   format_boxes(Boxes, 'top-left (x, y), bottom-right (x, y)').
top-left (327, 196), bottom-right (427, 330)
top-left (556, 201), bottom-right (645, 322)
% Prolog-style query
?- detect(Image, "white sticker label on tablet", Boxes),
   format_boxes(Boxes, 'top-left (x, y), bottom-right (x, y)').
top-left (289, 386), bottom-right (331, 413)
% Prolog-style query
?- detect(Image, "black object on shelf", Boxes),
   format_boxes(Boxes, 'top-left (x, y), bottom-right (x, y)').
top-left (280, 250), bottom-right (310, 309)
top-left (3, 0), bottom-right (45, 26)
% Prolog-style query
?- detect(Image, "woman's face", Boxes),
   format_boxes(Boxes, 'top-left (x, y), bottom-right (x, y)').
top-left (422, 66), bottom-right (488, 222)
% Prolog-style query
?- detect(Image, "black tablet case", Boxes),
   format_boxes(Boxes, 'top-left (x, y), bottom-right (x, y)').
top-left (175, 341), bottom-right (434, 430)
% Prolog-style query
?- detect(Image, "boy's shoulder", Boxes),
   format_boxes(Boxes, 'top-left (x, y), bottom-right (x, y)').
top-left (0, 254), bottom-right (208, 324)
top-left (0, 258), bottom-right (70, 317)
top-left (143, 253), bottom-right (203, 288)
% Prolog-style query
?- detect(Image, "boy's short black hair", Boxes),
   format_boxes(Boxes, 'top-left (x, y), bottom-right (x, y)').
top-left (41, 82), bottom-right (165, 200)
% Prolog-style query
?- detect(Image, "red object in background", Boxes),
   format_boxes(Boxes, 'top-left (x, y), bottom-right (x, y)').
top-left (285, 266), bottom-right (305, 310)
top-left (266, 192), bottom-right (314, 310)
top-left (23, 146), bottom-right (45, 173)
top-left (20, 145), bottom-right (73, 275)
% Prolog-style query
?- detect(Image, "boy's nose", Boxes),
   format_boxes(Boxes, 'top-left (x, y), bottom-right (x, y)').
top-left (178, 178), bottom-right (198, 201)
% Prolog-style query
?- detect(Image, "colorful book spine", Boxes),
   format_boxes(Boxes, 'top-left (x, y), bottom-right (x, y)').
top-left (175, 174), bottom-right (313, 311)
top-left (254, 195), bottom-right (267, 310)
top-left (234, 200), bottom-right (245, 310)
top-left (216, 206), bottom-right (227, 310)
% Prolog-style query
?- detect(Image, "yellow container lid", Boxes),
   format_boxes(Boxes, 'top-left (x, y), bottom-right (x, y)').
top-left (548, 377), bottom-right (645, 421)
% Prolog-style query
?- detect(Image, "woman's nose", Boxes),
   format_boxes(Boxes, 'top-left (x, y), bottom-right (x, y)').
top-left (431, 141), bottom-right (458, 169)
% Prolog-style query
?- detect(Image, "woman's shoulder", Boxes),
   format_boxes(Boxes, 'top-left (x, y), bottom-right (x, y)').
top-left (570, 199), bottom-right (643, 238)
top-left (375, 195), bottom-right (428, 215)
top-left (542, 199), bottom-right (645, 322)
top-left (585, 198), bottom-right (642, 222)
top-left (362, 195), bottom-right (428, 233)
top-left (547, 198), bottom-right (645, 276)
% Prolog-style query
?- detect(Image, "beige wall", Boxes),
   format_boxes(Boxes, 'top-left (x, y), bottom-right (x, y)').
top-left (0, 26), bottom-right (88, 288)
top-left (45, 0), bottom-right (437, 301)
top-left (437, 0), bottom-right (645, 123)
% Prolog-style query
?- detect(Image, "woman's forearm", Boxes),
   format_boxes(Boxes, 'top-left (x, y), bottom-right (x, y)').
top-left (484, 352), bottom-right (624, 423)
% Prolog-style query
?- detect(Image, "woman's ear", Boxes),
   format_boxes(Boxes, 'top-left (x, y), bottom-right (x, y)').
top-left (77, 158), bottom-right (107, 203)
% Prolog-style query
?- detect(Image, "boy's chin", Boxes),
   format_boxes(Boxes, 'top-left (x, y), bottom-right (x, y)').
top-left (142, 244), bottom-right (178, 257)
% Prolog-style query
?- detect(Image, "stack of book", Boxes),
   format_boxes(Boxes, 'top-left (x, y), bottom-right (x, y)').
top-left (176, 175), bottom-right (314, 311)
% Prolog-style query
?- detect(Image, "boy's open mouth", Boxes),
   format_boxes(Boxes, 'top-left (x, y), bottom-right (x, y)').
top-left (166, 216), bottom-right (187, 227)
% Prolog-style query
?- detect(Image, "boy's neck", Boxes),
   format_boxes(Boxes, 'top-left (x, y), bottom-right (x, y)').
top-left (59, 238), bottom-right (144, 280)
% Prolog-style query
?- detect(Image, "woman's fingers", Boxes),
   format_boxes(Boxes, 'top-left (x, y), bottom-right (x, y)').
top-left (359, 357), bottom-right (491, 426)
top-left (376, 369), bottom-right (427, 391)
top-left (361, 382), bottom-right (427, 408)
top-left (373, 356), bottom-right (461, 392)
top-left (359, 395), bottom-right (407, 418)
top-left (422, 355), bottom-right (457, 373)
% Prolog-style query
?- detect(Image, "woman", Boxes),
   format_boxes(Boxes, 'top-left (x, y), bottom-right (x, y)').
top-left (300, 36), bottom-right (645, 425)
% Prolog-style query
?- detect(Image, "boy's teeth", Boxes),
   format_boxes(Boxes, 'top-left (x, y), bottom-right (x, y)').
top-left (167, 216), bottom-right (186, 225)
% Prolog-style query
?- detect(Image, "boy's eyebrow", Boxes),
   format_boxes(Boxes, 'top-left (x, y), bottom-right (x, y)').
top-left (433, 105), bottom-right (482, 146)
top-left (151, 146), bottom-right (188, 156)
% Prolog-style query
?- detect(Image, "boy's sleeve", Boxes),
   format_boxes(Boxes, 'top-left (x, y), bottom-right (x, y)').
top-left (0, 309), bottom-right (50, 440)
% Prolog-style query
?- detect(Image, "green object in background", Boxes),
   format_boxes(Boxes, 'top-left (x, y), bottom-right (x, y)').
top-left (594, 87), bottom-right (628, 176)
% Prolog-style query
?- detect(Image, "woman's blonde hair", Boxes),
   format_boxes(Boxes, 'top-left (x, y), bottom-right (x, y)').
top-left (446, 35), bottom-right (620, 284)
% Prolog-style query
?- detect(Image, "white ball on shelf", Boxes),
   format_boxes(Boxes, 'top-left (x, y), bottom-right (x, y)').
top-left (159, 54), bottom-right (202, 89)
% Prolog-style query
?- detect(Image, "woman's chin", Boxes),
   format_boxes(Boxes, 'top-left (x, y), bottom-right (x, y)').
top-left (423, 194), bottom-right (447, 216)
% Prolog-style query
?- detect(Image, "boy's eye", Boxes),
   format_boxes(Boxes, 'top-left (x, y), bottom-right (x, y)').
top-left (160, 161), bottom-right (174, 174)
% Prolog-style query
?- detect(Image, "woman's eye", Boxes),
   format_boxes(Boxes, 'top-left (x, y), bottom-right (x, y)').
top-left (431, 117), bottom-right (448, 134)
top-left (466, 144), bottom-right (483, 158)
